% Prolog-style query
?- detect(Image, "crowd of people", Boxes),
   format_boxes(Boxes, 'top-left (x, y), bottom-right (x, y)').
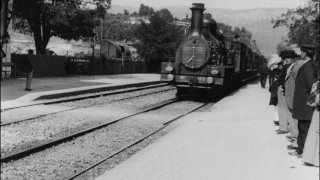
top-left (259, 44), bottom-right (319, 167)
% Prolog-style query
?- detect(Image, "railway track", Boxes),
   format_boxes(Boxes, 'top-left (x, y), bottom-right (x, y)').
top-left (1, 85), bottom-right (175, 126)
top-left (1, 82), bottom-right (169, 112)
top-left (64, 78), bottom-right (259, 180)
top-left (1, 77), bottom-right (258, 180)
top-left (65, 102), bottom-right (209, 180)
top-left (1, 99), bottom-right (178, 163)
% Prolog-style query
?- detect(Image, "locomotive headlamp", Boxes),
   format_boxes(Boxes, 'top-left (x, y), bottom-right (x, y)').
top-left (210, 67), bottom-right (220, 75)
top-left (179, 75), bottom-right (186, 80)
top-left (165, 63), bottom-right (174, 72)
top-left (206, 77), bottom-right (214, 84)
top-left (167, 74), bottom-right (174, 81)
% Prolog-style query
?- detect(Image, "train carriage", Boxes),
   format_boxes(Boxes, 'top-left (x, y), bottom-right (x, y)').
top-left (161, 3), bottom-right (265, 99)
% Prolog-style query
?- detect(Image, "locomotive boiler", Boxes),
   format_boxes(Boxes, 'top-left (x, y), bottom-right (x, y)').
top-left (160, 3), bottom-right (265, 99)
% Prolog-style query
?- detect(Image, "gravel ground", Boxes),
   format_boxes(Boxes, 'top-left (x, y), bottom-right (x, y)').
top-left (74, 122), bottom-right (179, 180)
top-left (59, 85), bottom-right (173, 108)
top-left (0, 85), bottom-right (173, 125)
top-left (1, 101), bottom-right (203, 180)
top-left (0, 104), bottom-right (74, 125)
top-left (1, 89), bottom-right (176, 157)
top-left (96, 89), bottom-right (176, 111)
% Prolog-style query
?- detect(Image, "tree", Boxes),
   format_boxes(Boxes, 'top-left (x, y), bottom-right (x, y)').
top-left (234, 26), bottom-right (241, 34)
top-left (99, 13), bottom-right (137, 42)
top-left (134, 12), bottom-right (184, 66)
top-left (123, 9), bottom-right (129, 15)
top-left (272, 0), bottom-right (319, 45)
top-left (181, 14), bottom-right (190, 23)
top-left (138, 4), bottom-right (154, 16)
top-left (217, 23), bottom-right (232, 34)
top-left (246, 31), bottom-right (252, 40)
top-left (12, 0), bottom-right (111, 54)
top-left (155, 8), bottom-right (173, 23)
top-left (204, 12), bottom-right (212, 18)
top-left (1, 0), bottom-right (12, 41)
top-left (252, 40), bottom-right (261, 54)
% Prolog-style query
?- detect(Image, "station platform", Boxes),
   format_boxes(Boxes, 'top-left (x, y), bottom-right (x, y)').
top-left (1, 74), bottom-right (161, 110)
top-left (95, 82), bottom-right (319, 180)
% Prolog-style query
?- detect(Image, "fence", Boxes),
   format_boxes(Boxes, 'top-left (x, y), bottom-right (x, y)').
top-left (11, 54), bottom-right (160, 78)
top-left (87, 58), bottom-right (148, 75)
top-left (11, 54), bottom-right (66, 78)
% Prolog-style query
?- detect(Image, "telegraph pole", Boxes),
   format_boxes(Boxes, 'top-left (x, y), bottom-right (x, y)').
top-left (1, 0), bottom-right (12, 78)
top-left (100, 18), bottom-right (103, 58)
top-left (1, 0), bottom-right (7, 45)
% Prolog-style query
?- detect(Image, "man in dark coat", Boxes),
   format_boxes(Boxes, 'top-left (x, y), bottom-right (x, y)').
top-left (1, 46), bottom-right (6, 80)
top-left (276, 50), bottom-right (297, 134)
top-left (16, 49), bottom-right (34, 91)
top-left (290, 45), bottom-right (319, 157)
top-left (268, 61), bottom-right (283, 88)
top-left (258, 62), bottom-right (269, 88)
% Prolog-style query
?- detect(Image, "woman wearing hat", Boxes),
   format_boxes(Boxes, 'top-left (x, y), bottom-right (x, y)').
top-left (289, 45), bottom-right (318, 157)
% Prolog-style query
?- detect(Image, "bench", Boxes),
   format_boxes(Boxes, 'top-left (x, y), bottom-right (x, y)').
top-left (1, 62), bottom-right (20, 79)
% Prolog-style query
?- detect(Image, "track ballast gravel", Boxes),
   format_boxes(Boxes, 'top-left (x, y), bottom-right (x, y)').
top-left (1, 88), bottom-right (176, 157)
top-left (0, 85), bottom-right (172, 125)
top-left (59, 86), bottom-right (174, 108)
top-left (1, 101), bottom-right (203, 180)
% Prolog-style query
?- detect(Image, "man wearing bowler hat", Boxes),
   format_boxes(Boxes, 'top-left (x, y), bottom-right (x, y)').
top-left (276, 50), bottom-right (297, 134)
top-left (282, 50), bottom-right (301, 150)
top-left (289, 45), bottom-right (318, 157)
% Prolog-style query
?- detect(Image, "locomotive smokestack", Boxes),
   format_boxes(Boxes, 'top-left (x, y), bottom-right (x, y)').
top-left (190, 3), bottom-right (205, 36)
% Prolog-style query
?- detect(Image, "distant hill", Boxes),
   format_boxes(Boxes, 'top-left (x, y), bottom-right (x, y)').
top-left (109, 5), bottom-right (289, 55)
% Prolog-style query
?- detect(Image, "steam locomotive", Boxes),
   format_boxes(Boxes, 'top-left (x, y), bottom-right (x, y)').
top-left (160, 3), bottom-right (266, 99)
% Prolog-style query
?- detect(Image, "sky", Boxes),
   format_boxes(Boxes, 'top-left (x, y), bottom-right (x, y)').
top-left (112, 0), bottom-right (309, 9)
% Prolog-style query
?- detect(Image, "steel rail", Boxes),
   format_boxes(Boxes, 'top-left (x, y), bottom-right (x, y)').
top-left (1, 74), bottom-right (257, 163)
top-left (1, 87), bottom-right (175, 127)
top-left (0, 99), bottom-right (178, 163)
top-left (65, 102), bottom-right (209, 180)
top-left (1, 83), bottom-right (169, 112)
top-left (64, 74), bottom-right (257, 179)
top-left (63, 76), bottom-right (258, 179)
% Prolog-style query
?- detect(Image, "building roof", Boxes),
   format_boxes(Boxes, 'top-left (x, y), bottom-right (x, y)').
top-left (125, 17), bottom-right (150, 24)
